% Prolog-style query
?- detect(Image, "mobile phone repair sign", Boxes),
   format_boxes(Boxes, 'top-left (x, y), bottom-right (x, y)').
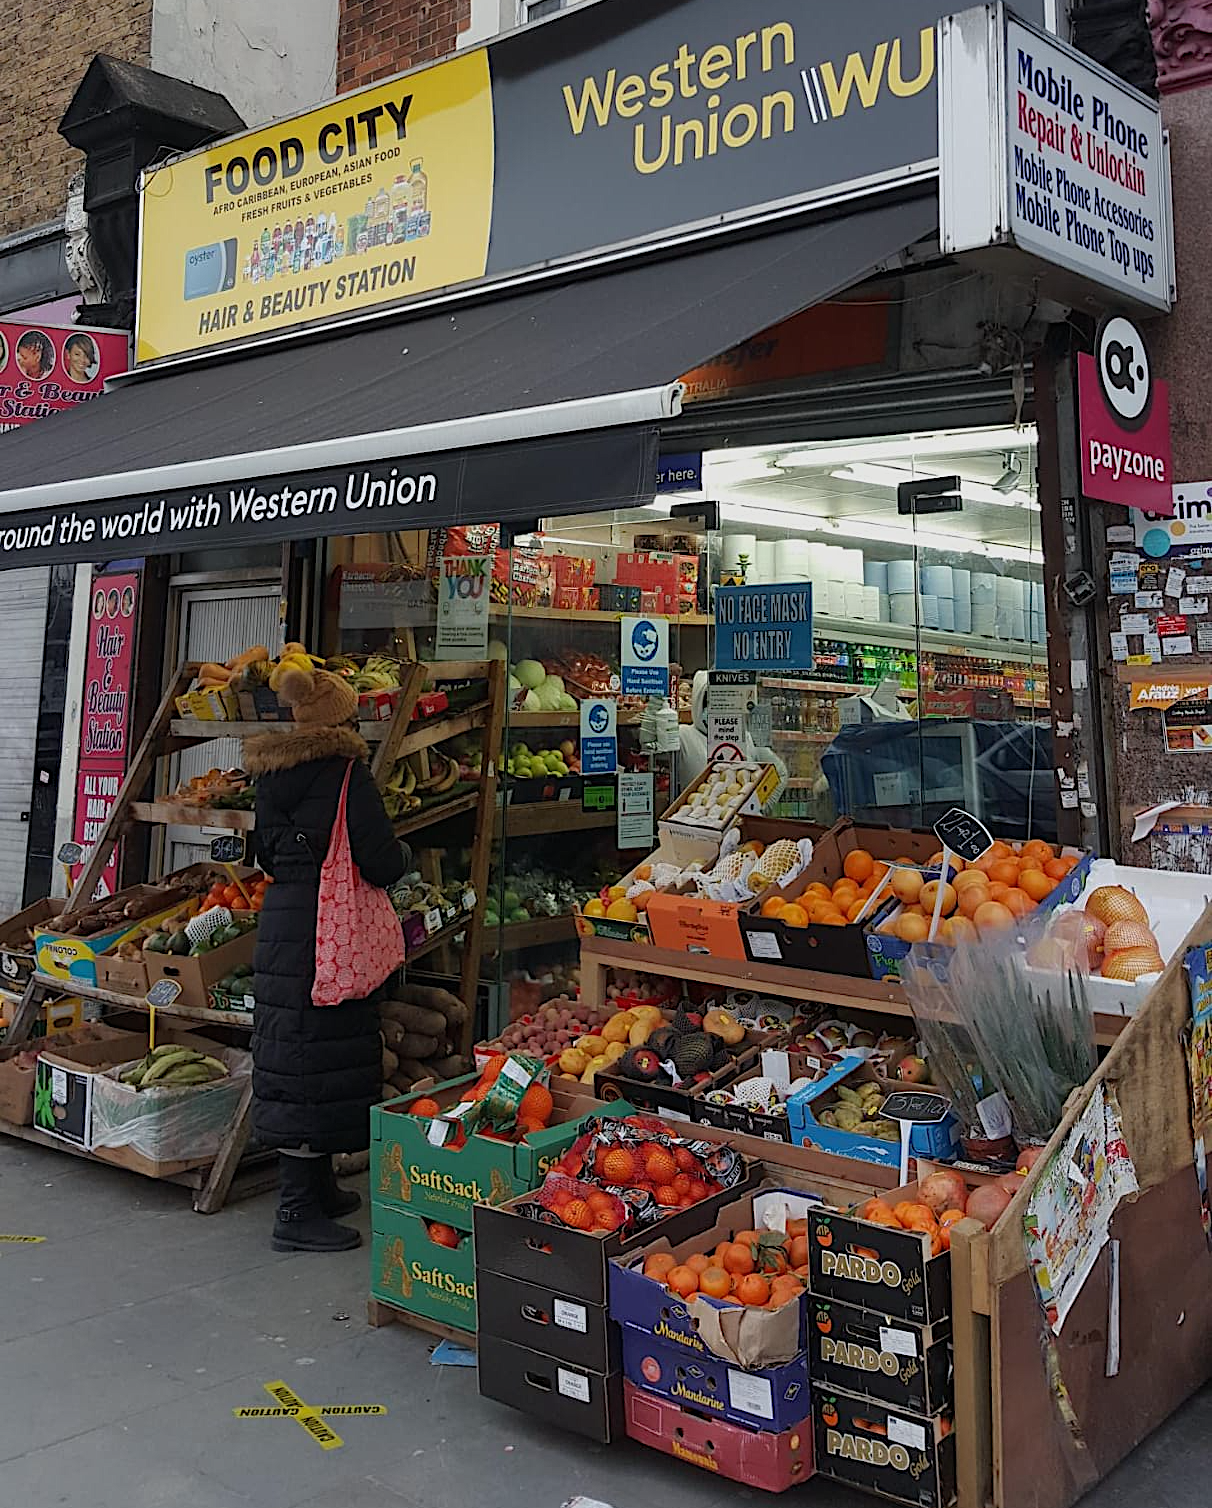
top-left (940, 4), bottom-right (1173, 312)
top-left (714, 584), bottom-right (813, 674)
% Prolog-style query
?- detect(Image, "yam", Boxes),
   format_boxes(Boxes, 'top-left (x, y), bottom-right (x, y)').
top-left (379, 1000), bottom-right (447, 1037)
top-left (398, 982), bottom-right (465, 1020)
top-left (431, 1053), bottom-right (471, 1081)
top-left (381, 1046), bottom-right (400, 1078)
top-left (380, 1082), bottom-right (396, 1103)
top-left (397, 1032), bottom-right (439, 1060)
top-left (396, 1058), bottom-right (431, 1082)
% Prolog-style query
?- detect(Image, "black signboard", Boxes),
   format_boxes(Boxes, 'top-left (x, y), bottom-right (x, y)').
top-left (932, 807), bottom-right (993, 864)
top-left (211, 835), bottom-right (248, 864)
top-left (146, 978), bottom-right (182, 1008)
top-left (880, 1090), bottom-right (952, 1125)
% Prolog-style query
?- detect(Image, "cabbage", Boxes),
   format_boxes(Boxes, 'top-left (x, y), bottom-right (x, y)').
top-left (522, 689), bottom-right (542, 711)
top-left (534, 679), bottom-right (564, 711)
top-left (486, 639), bottom-right (509, 662)
top-left (558, 693), bottom-right (577, 712)
top-left (543, 675), bottom-right (565, 695)
top-left (515, 659), bottom-right (547, 690)
top-left (508, 673), bottom-right (522, 691)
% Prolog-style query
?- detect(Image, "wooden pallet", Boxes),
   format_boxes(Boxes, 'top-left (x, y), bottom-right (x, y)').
top-left (366, 1296), bottom-right (477, 1350)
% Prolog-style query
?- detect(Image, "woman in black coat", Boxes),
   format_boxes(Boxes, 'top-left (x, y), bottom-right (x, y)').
top-left (244, 666), bottom-right (405, 1253)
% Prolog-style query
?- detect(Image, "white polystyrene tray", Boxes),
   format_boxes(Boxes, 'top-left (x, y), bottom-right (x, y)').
top-left (1028, 859), bottom-right (1211, 1017)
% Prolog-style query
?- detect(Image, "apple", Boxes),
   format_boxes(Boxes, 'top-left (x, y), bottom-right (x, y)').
top-left (897, 1055), bottom-right (930, 1084)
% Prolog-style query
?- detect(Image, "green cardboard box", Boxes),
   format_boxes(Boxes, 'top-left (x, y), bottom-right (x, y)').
top-left (370, 1075), bottom-right (633, 1232)
top-left (371, 1205), bottom-right (476, 1333)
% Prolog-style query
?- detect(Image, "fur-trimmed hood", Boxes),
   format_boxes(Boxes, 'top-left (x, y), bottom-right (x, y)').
top-left (243, 725), bottom-right (368, 775)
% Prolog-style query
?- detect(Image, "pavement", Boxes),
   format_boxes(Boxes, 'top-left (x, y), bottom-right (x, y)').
top-left (1, 1138), bottom-right (1209, 1508)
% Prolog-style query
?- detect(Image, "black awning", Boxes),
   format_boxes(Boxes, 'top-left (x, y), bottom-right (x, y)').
top-left (0, 194), bottom-right (936, 568)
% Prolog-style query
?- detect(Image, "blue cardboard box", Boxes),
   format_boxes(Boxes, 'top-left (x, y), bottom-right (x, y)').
top-left (620, 1324), bottom-right (811, 1433)
top-left (787, 1060), bottom-right (958, 1169)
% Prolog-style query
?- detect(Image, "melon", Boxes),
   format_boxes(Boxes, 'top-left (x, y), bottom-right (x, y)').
top-left (1085, 885), bottom-right (1148, 928)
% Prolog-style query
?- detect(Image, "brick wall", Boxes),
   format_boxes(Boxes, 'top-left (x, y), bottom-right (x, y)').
top-left (338, 0), bottom-right (471, 91)
top-left (0, 0), bottom-right (153, 238)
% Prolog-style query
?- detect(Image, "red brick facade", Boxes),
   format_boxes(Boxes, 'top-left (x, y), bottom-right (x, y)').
top-left (0, 0), bottom-right (153, 238)
top-left (338, 0), bottom-right (472, 92)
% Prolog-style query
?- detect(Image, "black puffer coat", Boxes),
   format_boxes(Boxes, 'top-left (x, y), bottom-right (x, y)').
top-left (243, 725), bottom-right (405, 1153)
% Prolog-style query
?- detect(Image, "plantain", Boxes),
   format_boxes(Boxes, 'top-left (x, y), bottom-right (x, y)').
top-left (139, 1049), bottom-right (199, 1085)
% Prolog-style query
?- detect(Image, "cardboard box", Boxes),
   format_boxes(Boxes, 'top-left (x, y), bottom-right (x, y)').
top-left (473, 1169), bottom-right (759, 1309)
top-left (87, 1031), bottom-right (249, 1177)
top-left (787, 1060), bottom-right (959, 1169)
top-left (807, 1207), bottom-right (951, 1327)
top-left (598, 583), bottom-right (642, 614)
top-left (236, 686), bottom-right (294, 722)
top-left (357, 687), bottom-right (403, 722)
top-left (32, 1029), bottom-right (147, 1147)
top-left (0, 1023), bottom-right (135, 1127)
top-left (865, 844), bottom-right (1094, 983)
top-left (620, 1325), bottom-right (811, 1433)
top-left (922, 687), bottom-right (1013, 719)
top-left (371, 1078), bottom-right (632, 1233)
top-left (574, 829), bottom-right (720, 947)
top-left (371, 1204), bottom-right (476, 1333)
top-left (95, 953), bottom-right (150, 998)
top-left (623, 1380), bottom-right (815, 1492)
top-left (475, 1268), bottom-right (619, 1373)
top-left (610, 1188), bottom-right (813, 1366)
top-left (695, 1050), bottom-right (826, 1142)
top-left (740, 820), bottom-right (938, 976)
top-left (592, 1031), bottom-right (772, 1119)
top-left (0, 897), bottom-right (65, 987)
top-left (477, 1333), bottom-right (624, 1443)
top-left (0, 994), bottom-right (86, 1044)
top-left (808, 1297), bottom-right (952, 1417)
top-left (144, 928), bottom-right (258, 1010)
top-left (35, 889), bottom-right (194, 987)
top-left (646, 891), bottom-right (748, 960)
top-left (813, 1387), bottom-right (955, 1508)
top-left (659, 762), bottom-right (780, 846)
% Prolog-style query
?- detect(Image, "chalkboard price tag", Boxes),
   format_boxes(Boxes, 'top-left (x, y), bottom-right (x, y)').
top-left (210, 835), bottom-right (247, 864)
top-left (145, 978), bottom-right (182, 1009)
top-left (57, 842), bottom-right (84, 866)
top-left (880, 1090), bottom-right (952, 1125)
top-left (932, 808), bottom-right (993, 864)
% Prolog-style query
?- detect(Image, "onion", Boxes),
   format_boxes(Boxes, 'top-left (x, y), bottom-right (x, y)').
top-left (919, 1170), bottom-right (968, 1216)
top-left (1103, 920), bottom-right (1159, 955)
top-left (966, 1184), bottom-right (1012, 1230)
top-left (1085, 886), bottom-right (1148, 928)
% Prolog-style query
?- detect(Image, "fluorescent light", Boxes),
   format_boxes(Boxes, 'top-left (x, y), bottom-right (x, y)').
top-left (776, 427), bottom-right (1037, 470)
top-left (831, 463), bottom-right (1039, 512)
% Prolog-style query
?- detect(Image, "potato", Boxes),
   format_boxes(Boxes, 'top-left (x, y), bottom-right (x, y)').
top-left (575, 1034), bottom-right (607, 1056)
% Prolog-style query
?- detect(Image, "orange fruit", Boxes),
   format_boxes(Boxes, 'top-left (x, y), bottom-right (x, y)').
top-left (587, 1190), bottom-right (616, 1215)
top-left (519, 1083), bottom-right (554, 1125)
top-left (988, 840), bottom-right (1013, 859)
top-left (667, 1265), bottom-right (700, 1297)
top-left (805, 882), bottom-right (833, 901)
top-left (1021, 839), bottom-right (1056, 863)
top-left (928, 851), bottom-right (964, 877)
top-left (819, 911), bottom-right (847, 926)
top-left (780, 903), bottom-right (810, 928)
top-left (789, 1234), bottom-right (808, 1267)
top-left (1017, 856), bottom-right (1044, 874)
top-left (987, 882), bottom-right (1013, 904)
top-left (722, 1241), bottom-right (756, 1276)
top-left (1001, 888), bottom-right (1036, 918)
top-left (409, 1097), bottom-right (440, 1118)
top-left (699, 1266), bottom-right (732, 1300)
top-left (685, 1253), bottom-right (711, 1275)
top-left (831, 881), bottom-right (859, 906)
top-left (919, 880), bottom-right (956, 917)
top-left (760, 896), bottom-right (787, 918)
top-left (938, 1208), bottom-right (968, 1229)
top-left (427, 1222), bottom-right (460, 1248)
top-left (988, 859), bottom-right (1021, 887)
top-left (602, 1147), bottom-right (637, 1185)
top-left (957, 885), bottom-right (989, 919)
top-left (737, 1273), bottom-right (771, 1306)
top-left (843, 849), bottom-right (875, 884)
top-left (973, 900), bottom-right (1015, 934)
top-left (644, 1252), bottom-right (677, 1281)
top-left (858, 1198), bottom-right (898, 1223)
top-left (1044, 855), bottom-right (1078, 880)
top-left (953, 869), bottom-right (990, 894)
top-left (896, 912), bottom-right (930, 944)
top-left (940, 915), bottom-right (979, 946)
top-left (561, 1200), bottom-right (594, 1230)
top-left (890, 868), bottom-right (924, 904)
top-left (846, 897), bottom-right (871, 923)
top-left (644, 1147), bottom-right (678, 1186)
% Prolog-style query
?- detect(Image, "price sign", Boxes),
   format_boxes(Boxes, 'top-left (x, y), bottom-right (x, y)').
top-left (145, 978), bottom-right (182, 1009)
top-left (56, 842), bottom-right (84, 866)
top-left (880, 1091), bottom-right (952, 1125)
top-left (210, 835), bottom-right (247, 864)
top-left (582, 778), bottom-right (617, 814)
top-left (932, 808), bottom-right (993, 864)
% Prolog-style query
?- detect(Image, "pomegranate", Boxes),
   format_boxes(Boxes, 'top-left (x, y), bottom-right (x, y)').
top-left (918, 1170), bottom-right (968, 1216)
top-left (965, 1184), bottom-right (1012, 1230)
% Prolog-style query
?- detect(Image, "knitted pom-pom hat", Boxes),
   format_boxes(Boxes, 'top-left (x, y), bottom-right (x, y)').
top-left (276, 666), bottom-right (359, 727)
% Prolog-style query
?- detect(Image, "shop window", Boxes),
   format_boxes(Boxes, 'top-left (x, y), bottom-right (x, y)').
top-left (521, 0), bottom-right (583, 20)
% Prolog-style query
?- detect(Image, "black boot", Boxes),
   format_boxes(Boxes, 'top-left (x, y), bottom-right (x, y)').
top-left (315, 1157), bottom-right (362, 1218)
top-left (272, 1155), bottom-right (361, 1253)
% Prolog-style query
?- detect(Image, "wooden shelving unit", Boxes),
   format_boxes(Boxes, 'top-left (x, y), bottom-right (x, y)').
top-left (2, 656), bottom-right (506, 1212)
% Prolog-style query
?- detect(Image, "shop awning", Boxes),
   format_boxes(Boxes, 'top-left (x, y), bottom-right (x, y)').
top-left (0, 194), bottom-right (935, 568)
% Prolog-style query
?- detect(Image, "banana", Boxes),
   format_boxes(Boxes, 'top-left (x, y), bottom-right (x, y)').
top-left (140, 1049), bottom-right (198, 1085)
top-left (159, 1064), bottom-right (226, 1086)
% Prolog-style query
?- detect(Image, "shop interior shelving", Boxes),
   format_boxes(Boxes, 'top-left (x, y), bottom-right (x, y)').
top-left (1, 657), bottom-right (506, 1211)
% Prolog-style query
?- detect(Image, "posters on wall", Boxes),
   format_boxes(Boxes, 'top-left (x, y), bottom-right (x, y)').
top-left (1022, 1083), bottom-right (1138, 1334)
top-left (0, 322), bottom-right (128, 434)
top-left (620, 615), bottom-right (669, 696)
top-left (1182, 945), bottom-right (1212, 1248)
top-left (435, 554), bottom-right (491, 658)
top-left (713, 584), bottom-right (814, 674)
top-left (706, 671), bottom-right (756, 760)
top-left (71, 572), bottom-right (139, 898)
top-left (617, 771), bottom-right (655, 849)
top-left (1077, 318), bottom-right (1172, 515)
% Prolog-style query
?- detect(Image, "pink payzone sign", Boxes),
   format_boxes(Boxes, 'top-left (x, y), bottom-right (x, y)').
top-left (1078, 316), bottom-right (1173, 515)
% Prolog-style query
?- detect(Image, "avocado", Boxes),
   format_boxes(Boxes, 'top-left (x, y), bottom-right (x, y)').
top-left (233, 963), bottom-right (254, 979)
top-left (143, 933), bottom-right (168, 954)
top-left (167, 932), bottom-right (190, 956)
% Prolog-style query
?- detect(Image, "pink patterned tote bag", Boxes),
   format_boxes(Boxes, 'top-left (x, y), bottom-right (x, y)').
top-left (312, 762), bottom-right (405, 1006)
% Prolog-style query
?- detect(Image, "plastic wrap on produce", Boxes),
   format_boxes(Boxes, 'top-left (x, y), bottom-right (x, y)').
top-left (902, 910), bottom-right (1096, 1145)
top-left (90, 1046), bottom-right (250, 1161)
